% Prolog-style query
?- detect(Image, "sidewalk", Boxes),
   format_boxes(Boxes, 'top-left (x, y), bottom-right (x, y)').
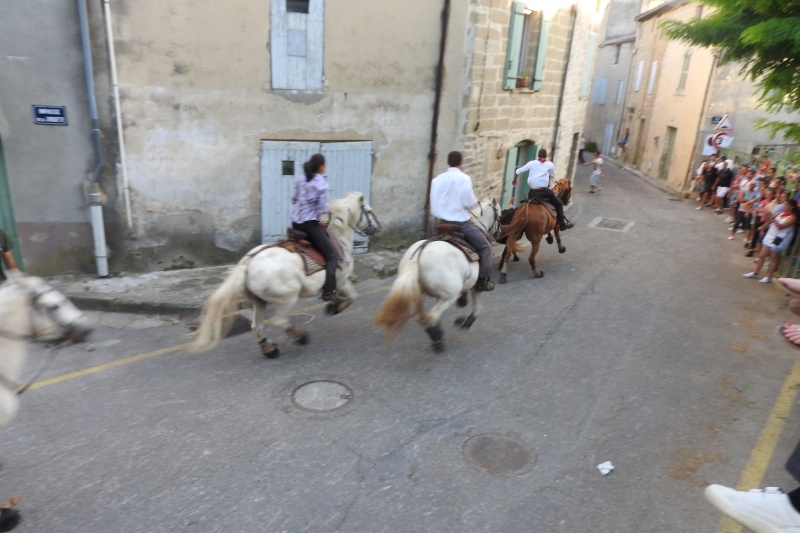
top-left (47, 249), bottom-right (405, 317)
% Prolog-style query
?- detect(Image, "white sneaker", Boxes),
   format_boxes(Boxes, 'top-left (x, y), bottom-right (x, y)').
top-left (760, 277), bottom-right (773, 283)
top-left (737, 229), bottom-right (745, 234)
top-left (696, 206), bottom-right (703, 210)
top-left (725, 217), bottom-right (734, 223)
top-left (743, 272), bottom-right (759, 278)
top-left (705, 485), bottom-right (800, 533)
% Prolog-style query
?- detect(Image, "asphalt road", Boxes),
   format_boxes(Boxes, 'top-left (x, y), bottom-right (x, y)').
top-left (3, 161), bottom-right (799, 533)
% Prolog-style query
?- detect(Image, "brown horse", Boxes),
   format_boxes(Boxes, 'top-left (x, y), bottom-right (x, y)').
top-left (497, 178), bottom-right (573, 282)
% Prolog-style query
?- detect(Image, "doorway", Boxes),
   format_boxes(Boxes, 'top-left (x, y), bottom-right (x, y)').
top-left (501, 142), bottom-right (538, 208)
top-left (260, 141), bottom-right (373, 251)
top-left (0, 138), bottom-right (22, 268)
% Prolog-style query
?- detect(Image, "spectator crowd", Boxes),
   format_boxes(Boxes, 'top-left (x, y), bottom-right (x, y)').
top-left (692, 153), bottom-right (800, 284)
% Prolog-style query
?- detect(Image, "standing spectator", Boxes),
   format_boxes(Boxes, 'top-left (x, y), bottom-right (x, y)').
top-left (786, 168), bottom-right (798, 200)
top-left (743, 197), bottom-right (797, 283)
top-left (729, 180), bottom-right (758, 241)
top-left (726, 165), bottom-right (749, 223)
top-left (578, 136), bottom-right (586, 163)
top-left (696, 161), bottom-right (718, 210)
top-left (0, 228), bottom-right (19, 281)
top-left (713, 161), bottom-right (734, 214)
top-left (747, 187), bottom-right (777, 257)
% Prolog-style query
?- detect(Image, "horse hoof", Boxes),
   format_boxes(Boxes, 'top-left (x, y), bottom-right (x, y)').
top-left (263, 347), bottom-right (280, 359)
top-left (499, 274), bottom-right (507, 284)
top-left (546, 235), bottom-right (554, 244)
top-left (455, 314), bottom-right (476, 330)
top-left (456, 292), bottom-right (468, 308)
top-left (534, 271), bottom-right (544, 278)
top-left (0, 508), bottom-right (21, 532)
top-left (432, 340), bottom-right (445, 353)
top-left (512, 255), bottom-right (520, 262)
top-left (294, 332), bottom-right (309, 345)
top-left (559, 246), bottom-right (566, 254)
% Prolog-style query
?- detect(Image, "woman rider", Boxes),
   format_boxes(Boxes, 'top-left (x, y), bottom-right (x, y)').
top-left (291, 154), bottom-right (348, 311)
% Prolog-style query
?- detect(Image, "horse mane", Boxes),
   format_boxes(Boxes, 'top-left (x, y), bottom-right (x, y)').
top-left (328, 192), bottom-right (361, 234)
top-left (553, 178), bottom-right (572, 206)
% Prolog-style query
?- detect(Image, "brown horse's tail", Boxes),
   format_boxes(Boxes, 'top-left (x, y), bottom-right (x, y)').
top-left (499, 211), bottom-right (528, 254)
top-left (373, 259), bottom-right (424, 341)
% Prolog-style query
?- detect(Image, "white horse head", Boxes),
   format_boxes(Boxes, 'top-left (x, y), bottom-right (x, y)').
top-left (328, 192), bottom-right (381, 238)
top-left (0, 274), bottom-right (91, 429)
top-left (469, 198), bottom-right (501, 241)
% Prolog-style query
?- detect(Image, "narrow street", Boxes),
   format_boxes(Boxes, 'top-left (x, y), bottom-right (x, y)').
top-left (3, 161), bottom-right (798, 533)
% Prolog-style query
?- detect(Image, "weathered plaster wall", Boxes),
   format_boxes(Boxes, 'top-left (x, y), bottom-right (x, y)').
top-left (111, 0), bottom-right (468, 268)
top-left (0, 1), bottom-right (112, 275)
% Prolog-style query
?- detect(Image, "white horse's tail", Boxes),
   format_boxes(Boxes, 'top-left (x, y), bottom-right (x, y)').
top-left (373, 259), bottom-right (424, 340)
top-left (190, 263), bottom-right (248, 352)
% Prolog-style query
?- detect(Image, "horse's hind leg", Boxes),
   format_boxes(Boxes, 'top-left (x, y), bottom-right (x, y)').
top-left (554, 227), bottom-right (566, 254)
top-left (252, 300), bottom-right (280, 358)
top-left (527, 236), bottom-right (544, 278)
top-left (455, 291), bottom-right (483, 330)
top-left (274, 295), bottom-right (308, 348)
top-left (499, 245), bottom-right (512, 284)
top-left (420, 296), bottom-right (458, 352)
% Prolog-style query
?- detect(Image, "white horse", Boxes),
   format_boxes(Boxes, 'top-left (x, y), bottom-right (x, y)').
top-left (191, 192), bottom-right (380, 358)
top-left (374, 198), bottom-right (500, 352)
top-left (0, 273), bottom-right (92, 429)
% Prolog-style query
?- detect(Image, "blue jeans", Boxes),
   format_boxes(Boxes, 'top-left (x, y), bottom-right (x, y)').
top-left (452, 220), bottom-right (492, 280)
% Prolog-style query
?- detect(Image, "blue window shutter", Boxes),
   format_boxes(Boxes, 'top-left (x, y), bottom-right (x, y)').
top-left (532, 15), bottom-right (551, 91)
top-left (504, 3), bottom-right (526, 90)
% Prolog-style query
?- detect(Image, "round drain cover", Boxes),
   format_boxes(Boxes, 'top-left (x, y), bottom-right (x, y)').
top-left (463, 433), bottom-right (535, 476)
top-left (291, 380), bottom-right (353, 413)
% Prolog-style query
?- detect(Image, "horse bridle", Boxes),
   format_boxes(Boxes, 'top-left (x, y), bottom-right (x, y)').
top-left (356, 200), bottom-right (381, 236)
top-left (0, 284), bottom-right (77, 395)
top-left (470, 202), bottom-right (501, 240)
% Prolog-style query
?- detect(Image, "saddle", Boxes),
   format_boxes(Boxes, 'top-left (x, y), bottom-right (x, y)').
top-left (526, 191), bottom-right (558, 219)
top-left (432, 223), bottom-right (480, 263)
top-left (255, 228), bottom-right (343, 276)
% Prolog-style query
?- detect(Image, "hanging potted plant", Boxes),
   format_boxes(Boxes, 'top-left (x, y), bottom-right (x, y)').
top-left (516, 72), bottom-right (530, 89)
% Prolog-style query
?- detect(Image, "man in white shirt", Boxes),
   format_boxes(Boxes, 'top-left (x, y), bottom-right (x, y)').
top-left (430, 151), bottom-right (494, 292)
top-left (515, 148), bottom-right (572, 230)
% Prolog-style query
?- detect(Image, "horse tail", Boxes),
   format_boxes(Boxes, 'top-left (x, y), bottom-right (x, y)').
top-left (499, 211), bottom-right (529, 254)
top-left (373, 259), bottom-right (424, 341)
top-left (190, 263), bottom-right (248, 352)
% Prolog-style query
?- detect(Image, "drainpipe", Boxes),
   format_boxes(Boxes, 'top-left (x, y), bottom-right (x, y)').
top-left (78, 0), bottom-right (109, 277)
top-left (681, 51), bottom-right (718, 195)
top-left (423, 0), bottom-right (451, 238)
top-left (550, 3), bottom-right (578, 163)
top-left (102, 0), bottom-right (133, 229)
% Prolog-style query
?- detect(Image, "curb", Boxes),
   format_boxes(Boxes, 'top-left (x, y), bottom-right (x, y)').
top-left (65, 295), bottom-right (202, 317)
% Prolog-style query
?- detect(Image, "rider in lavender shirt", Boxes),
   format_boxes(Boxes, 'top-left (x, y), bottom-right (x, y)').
top-left (291, 154), bottom-right (347, 310)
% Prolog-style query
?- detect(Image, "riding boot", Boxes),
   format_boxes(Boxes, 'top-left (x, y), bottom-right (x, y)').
top-left (559, 219), bottom-right (574, 231)
top-left (321, 290), bottom-right (352, 315)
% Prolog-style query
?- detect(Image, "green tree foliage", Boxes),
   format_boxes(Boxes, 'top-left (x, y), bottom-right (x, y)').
top-left (662, 0), bottom-right (800, 142)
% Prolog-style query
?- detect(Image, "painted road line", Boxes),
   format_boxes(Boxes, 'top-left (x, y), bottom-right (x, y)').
top-left (716, 359), bottom-right (800, 533)
top-left (28, 283), bottom-right (394, 391)
top-left (29, 253), bottom-right (508, 390)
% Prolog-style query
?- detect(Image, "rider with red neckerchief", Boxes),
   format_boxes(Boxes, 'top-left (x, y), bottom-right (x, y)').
top-left (515, 148), bottom-right (573, 231)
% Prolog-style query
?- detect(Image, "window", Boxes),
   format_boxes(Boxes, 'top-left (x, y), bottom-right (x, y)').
top-left (676, 49), bottom-right (691, 93)
top-left (504, 2), bottom-right (551, 91)
top-left (592, 77), bottom-right (608, 104)
top-left (615, 80), bottom-right (624, 104)
top-left (647, 61), bottom-right (658, 94)
top-left (270, 0), bottom-right (324, 90)
top-left (634, 60), bottom-right (644, 91)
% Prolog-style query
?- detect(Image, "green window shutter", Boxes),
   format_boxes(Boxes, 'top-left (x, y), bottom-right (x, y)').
top-left (532, 16), bottom-right (550, 91)
top-left (504, 2), bottom-right (526, 90)
top-left (580, 32), bottom-right (597, 98)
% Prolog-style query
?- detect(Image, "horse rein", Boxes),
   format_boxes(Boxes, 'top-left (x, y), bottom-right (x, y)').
top-left (469, 202), bottom-right (500, 240)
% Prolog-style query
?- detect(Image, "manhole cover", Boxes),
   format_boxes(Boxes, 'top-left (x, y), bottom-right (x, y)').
top-left (290, 380), bottom-right (353, 413)
top-left (588, 217), bottom-right (635, 232)
top-left (463, 433), bottom-right (535, 476)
